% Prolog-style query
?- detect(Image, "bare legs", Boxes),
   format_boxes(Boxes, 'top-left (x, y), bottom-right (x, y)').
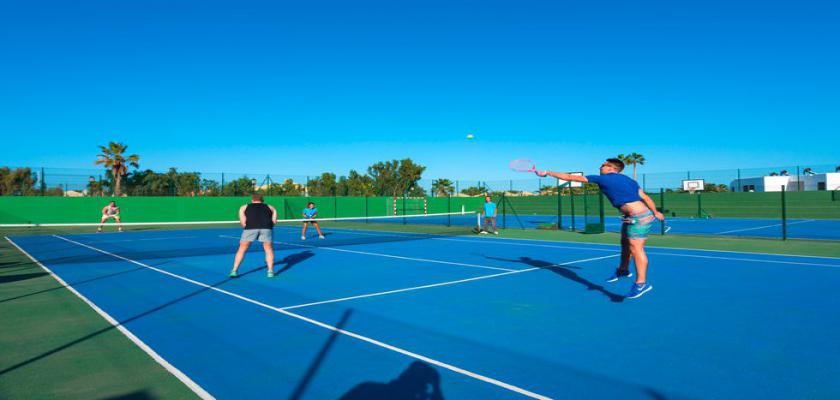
top-left (618, 237), bottom-right (648, 284)
top-left (230, 241), bottom-right (275, 275)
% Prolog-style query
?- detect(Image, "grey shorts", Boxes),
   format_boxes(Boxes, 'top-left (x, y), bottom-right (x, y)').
top-left (241, 229), bottom-right (273, 243)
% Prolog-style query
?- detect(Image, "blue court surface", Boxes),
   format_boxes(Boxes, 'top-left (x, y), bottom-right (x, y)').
top-left (7, 226), bottom-right (840, 399)
top-left (407, 214), bottom-right (840, 241)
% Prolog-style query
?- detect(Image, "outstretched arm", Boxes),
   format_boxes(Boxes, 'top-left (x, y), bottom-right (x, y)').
top-left (535, 170), bottom-right (589, 183)
top-left (238, 205), bottom-right (247, 227)
top-left (639, 189), bottom-right (665, 221)
top-left (269, 205), bottom-right (278, 223)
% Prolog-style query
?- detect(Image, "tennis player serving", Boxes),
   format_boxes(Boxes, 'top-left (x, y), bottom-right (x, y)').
top-left (536, 158), bottom-right (664, 299)
top-left (96, 201), bottom-right (123, 233)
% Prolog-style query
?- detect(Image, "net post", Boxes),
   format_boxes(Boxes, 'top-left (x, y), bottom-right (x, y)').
top-left (660, 188), bottom-right (665, 235)
top-left (781, 185), bottom-right (787, 240)
top-left (334, 194), bottom-right (338, 218)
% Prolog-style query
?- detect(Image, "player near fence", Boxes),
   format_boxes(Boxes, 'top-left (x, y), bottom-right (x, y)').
top-left (480, 195), bottom-right (499, 235)
top-left (301, 201), bottom-right (325, 240)
top-left (230, 194), bottom-right (278, 278)
top-left (96, 201), bottom-right (123, 233)
top-left (537, 158), bottom-right (664, 299)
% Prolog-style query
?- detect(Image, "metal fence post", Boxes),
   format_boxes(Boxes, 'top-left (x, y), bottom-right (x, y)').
top-left (41, 167), bottom-right (46, 196)
top-left (781, 185), bottom-right (787, 240)
top-left (570, 188), bottom-right (576, 232)
top-left (660, 188), bottom-right (666, 235)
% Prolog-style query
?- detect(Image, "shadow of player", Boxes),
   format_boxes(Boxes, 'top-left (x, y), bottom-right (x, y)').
top-left (339, 361), bottom-right (444, 400)
top-left (484, 255), bottom-right (624, 303)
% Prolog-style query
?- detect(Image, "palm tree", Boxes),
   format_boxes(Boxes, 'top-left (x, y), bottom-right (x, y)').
top-left (431, 178), bottom-right (454, 196)
top-left (617, 153), bottom-right (646, 180)
top-left (95, 142), bottom-right (139, 196)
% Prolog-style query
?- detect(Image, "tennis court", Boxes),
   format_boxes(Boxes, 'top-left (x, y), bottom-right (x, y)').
top-left (6, 219), bottom-right (840, 399)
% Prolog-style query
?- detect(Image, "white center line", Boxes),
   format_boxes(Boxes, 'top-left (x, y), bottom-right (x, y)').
top-left (281, 254), bottom-right (620, 310)
top-left (218, 235), bottom-right (517, 272)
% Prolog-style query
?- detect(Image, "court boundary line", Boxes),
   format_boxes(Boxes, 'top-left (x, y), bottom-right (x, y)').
top-left (52, 234), bottom-right (552, 400)
top-left (280, 253), bottom-right (619, 310)
top-left (268, 223), bottom-right (840, 260)
top-left (715, 219), bottom-right (815, 235)
top-left (4, 236), bottom-right (215, 400)
top-left (218, 235), bottom-right (517, 272)
top-left (264, 226), bottom-right (840, 267)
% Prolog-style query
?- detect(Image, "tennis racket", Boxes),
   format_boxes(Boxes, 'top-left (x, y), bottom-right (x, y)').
top-left (509, 159), bottom-right (537, 173)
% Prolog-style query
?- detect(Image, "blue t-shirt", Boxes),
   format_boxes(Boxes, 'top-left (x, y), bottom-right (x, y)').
top-left (303, 207), bottom-right (318, 218)
top-left (586, 173), bottom-right (642, 209)
top-left (483, 202), bottom-right (497, 216)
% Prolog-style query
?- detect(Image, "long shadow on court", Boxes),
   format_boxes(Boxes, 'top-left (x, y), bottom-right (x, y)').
top-left (288, 309), bottom-right (353, 400)
top-left (339, 361), bottom-right (444, 400)
top-left (484, 255), bottom-right (624, 303)
top-left (0, 251), bottom-right (311, 377)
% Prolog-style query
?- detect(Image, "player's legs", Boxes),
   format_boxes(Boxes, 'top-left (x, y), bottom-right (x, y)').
top-left (114, 216), bottom-right (123, 232)
top-left (97, 216), bottom-right (108, 232)
top-left (231, 241), bottom-right (251, 275)
top-left (301, 222), bottom-right (308, 239)
top-left (312, 222), bottom-right (324, 238)
top-left (627, 238), bottom-right (648, 284)
top-left (262, 242), bottom-right (274, 274)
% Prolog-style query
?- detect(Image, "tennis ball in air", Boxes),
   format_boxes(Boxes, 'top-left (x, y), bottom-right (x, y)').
top-left (466, 134), bottom-right (474, 139)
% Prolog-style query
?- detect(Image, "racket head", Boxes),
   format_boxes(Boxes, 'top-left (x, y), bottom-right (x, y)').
top-left (509, 159), bottom-right (536, 173)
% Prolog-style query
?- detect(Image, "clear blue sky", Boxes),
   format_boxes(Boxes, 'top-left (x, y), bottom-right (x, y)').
top-left (1, 0), bottom-right (838, 180)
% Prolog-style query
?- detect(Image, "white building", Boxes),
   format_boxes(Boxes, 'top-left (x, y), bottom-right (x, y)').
top-left (802, 173), bottom-right (840, 191)
top-left (732, 173), bottom-right (840, 192)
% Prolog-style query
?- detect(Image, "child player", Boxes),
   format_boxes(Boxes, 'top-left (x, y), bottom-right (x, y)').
top-left (301, 202), bottom-right (325, 240)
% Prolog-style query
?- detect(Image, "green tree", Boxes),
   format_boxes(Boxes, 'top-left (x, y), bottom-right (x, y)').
top-left (201, 179), bottom-right (221, 195)
top-left (368, 158), bottom-right (426, 196)
top-left (617, 153), bottom-right (646, 180)
top-left (431, 179), bottom-right (454, 196)
top-left (0, 167), bottom-right (37, 195)
top-left (308, 172), bottom-right (337, 196)
top-left (95, 142), bottom-right (140, 196)
top-left (342, 170), bottom-right (374, 196)
top-left (460, 186), bottom-right (484, 196)
top-left (222, 177), bottom-right (256, 196)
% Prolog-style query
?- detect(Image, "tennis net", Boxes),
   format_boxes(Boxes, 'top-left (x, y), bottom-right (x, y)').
top-left (0, 211), bottom-right (481, 248)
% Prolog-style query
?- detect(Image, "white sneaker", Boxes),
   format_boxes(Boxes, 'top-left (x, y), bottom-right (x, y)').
top-left (319, 235), bottom-right (325, 239)
top-left (301, 236), bottom-right (306, 240)
top-left (493, 231), bottom-right (499, 235)
top-left (479, 231), bottom-right (488, 235)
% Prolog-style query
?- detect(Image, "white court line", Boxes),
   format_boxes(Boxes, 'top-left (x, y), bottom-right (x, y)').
top-left (4, 237), bottom-right (215, 400)
top-left (89, 235), bottom-right (199, 243)
top-left (265, 228), bottom-right (840, 268)
top-left (715, 220), bottom-right (815, 235)
top-left (281, 254), bottom-right (620, 310)
top-left (218, 235), bottom-right (516, 272)
top-left (645, 251), bottom-right (840, 269)
top-left (52, 235), bottom-right (551, 400)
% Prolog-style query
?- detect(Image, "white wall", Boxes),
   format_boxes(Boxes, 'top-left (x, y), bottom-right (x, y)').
top-left (805, 173), bottom-right (840, 191)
